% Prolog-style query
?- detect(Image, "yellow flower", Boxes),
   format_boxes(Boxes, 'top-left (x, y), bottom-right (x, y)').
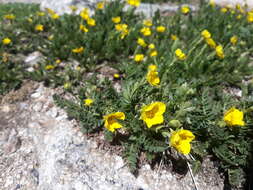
top-left (201, 29), bottom-right (211, 39)
top-left (80, 24), bottom-right (89, 32)
top-left (170, 129), bottom-right (195, 155)
top-left (80, 8), bottom-right (89, 20)
top-left (55, 59), bottom-right (61, 64)
top-left (27, 18), bottom-right (33, 23)
top-left (148, 64), bottom-right (157, 71)
top-left (236, 4), bottom-right (245, 14)
top-left (51, 13), bottom-right (59, 19)
top-left (87, 18), bottom-right (96, 26)
top-left (146, 69), bottom-right (160, 86)
top-left (48, 35), bottom-right (54, 40)
top-left (115, 24), bottom-right (128, 31)
top-left (137, 38), bottom-right (147, 47)
top-left (64, 82), bottom-right (71, 89)
top-left (247, 12), bottom-right (253, 23)
top-left (221, 7), bottom-right (228, 13)
top-left (181, 5), bottom-right (190, 14)
top-left (2, 38), bottom-right (11, 45)
top-left (112, 16), bottom-right (121, 24)
top-left (35, 24), bottom-right (44, 31)
top-left (69, 5), bottom-right (77, 12)
top-left (175, 48), bottom-right (186, 60)
top-left (236, 14), bottom-right (242, 20)
top-left (215, 45), bottom-right (225, 59)
top-left (103, 112), bottom-right (125, 132)
top-left (143, 19), bottom-right (152, 27)
top-left (45, 65), bottom-right (55, 70)
top-left (209, 0), bottom-right (215, 8)
top-left (156, 26), bottom-right (166, 33)
top-left (205, 38), bottom-right (216, 48)
top-left (72, 47), bottom-right (84, 53)
top-left (223, 107), bottom-right (245, 126)
top-left (171, 34), bottom-right (178, 41)
top-left (140, 102), bottom-right (166, 128)
top-left (114, 73), bottom-right (120, 79)
top-left (140, 27), bottom-right (151, 36)
top-left (150, 50), bottom-right (158, 57)
top-left (126, 0), bottom-right (141, 7)
top-left (120, 29), bottom-right (129, 39)
top-left (4, 14), bottom-right (15, 20)
top-left (134, 54), bottom-right (144, 62)
top-left (36, 11), bottom-right (45, 16)
top-left (148, 43), bottom-right (155, 49)
top-left (84, 98), bottom-right (94, 106)
top-left (46, 8), bottom-right (55, 15)
top-left (96, 2), bottom-right (104, 10)
top-left (230, 35), bottom-right (238, 45)
top-left (115, 24), bottom-right (129, 39)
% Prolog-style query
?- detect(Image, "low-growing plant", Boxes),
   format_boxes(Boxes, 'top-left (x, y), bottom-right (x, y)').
top-left (1, 0), bottom-right (253, 188)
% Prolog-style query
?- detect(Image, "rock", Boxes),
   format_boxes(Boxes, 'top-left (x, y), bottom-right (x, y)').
top-left (213, 0), bottom-right (253, 8)
top-left (24, 51), bottom-right (43, 72)
top-left (0, 82), bottom-right (224, 190)
top-left (2, 129), bottom-right (21, 154)
top-left (31, 92), bottom-right (41, 99)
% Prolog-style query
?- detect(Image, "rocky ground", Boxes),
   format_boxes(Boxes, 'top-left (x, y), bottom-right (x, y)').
top-left (1, 0), bottom-right (253, 19)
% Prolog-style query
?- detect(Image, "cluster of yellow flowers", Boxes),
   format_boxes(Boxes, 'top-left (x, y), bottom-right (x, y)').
top-left (136, 38), bottom-right (157, 57)
top-left (100, 103), bottom-right (246, 155)
top-left (216, 2), bottom-right (253, 23)
top-left (102, 102), bottom-right (195, 155)
top-left (45, 8), bottom-right (59, 19)
top-left (247, 11), bottom-right (253, 23)
top-left (175, 48), bottom-right (186, 60)
top-left (201, 29), bottom-right (225, 59)
top-left (140, 27), bottom-right (151, 36)
top-left (115, 23), bottom-right (129, 39)
top-left (201, 29), bottom-right (216, 49)
top-left (80, 8), bottom-right (96, 27)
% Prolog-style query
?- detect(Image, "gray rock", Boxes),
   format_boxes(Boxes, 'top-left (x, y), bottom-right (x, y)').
top-left (24, 51), bottom-right (43, 72)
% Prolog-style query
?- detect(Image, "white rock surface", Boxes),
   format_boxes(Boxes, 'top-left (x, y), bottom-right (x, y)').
top-left (0, 83), bottom-right (224, 190)
top-left (213, 0), bottom-right (253, 8)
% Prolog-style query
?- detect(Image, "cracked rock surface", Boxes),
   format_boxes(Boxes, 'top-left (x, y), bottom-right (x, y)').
top-left (0, 82), bottom-right (224, 190)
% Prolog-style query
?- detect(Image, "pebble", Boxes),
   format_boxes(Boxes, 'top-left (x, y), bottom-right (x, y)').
top-left (1, 105), bottom-right (11, 113)
top-left (32, 102), bottom-right (43, 112)
top-left (31, 92), bottom-right (41, 99)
